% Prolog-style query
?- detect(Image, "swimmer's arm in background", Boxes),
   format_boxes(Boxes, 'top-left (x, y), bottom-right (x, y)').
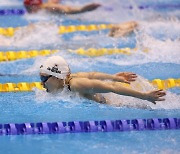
top-left (71, 78), bottom-right (166, 104)
top-left (77, 3), bottom-right (101, 14)
top-left (111, 21), bottom-right (138, 29)
top-left (109, 21), bottom-right (138, 37)
top-left (73, 72), bottom-right (137, 83)
top-left (43, 3), bottom-right (101, 14)
top-left (42, 3), bottom-right (71, 13)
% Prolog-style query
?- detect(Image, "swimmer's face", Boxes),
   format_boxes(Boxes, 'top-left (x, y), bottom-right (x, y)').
top-left (40, 73), bottom-right (64, 93)
top-left (25, 4), bottom-right (41, 13)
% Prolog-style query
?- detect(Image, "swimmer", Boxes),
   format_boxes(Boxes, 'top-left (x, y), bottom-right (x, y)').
top-left (39, 56), bottom-right (166, 105)
top-left (109, 21), bottom-right (138, 37)
top-left (24, 0), bottom-right (101, 14)
top-left (0, 21), bottom-right (137, 47)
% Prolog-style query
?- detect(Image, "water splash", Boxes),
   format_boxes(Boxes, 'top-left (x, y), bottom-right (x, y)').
top-left (103, 76), bottom-right (180, 109)
top-left (0, 22), bottom-right (61, 49)
top-left (34, 87), bottom-right (91, 108)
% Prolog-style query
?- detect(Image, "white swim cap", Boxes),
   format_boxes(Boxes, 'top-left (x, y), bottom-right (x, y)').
top-left (40, 56), bottom-right (70, 79)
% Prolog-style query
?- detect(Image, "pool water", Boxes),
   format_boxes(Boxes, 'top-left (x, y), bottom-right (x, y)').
top-left (0, 0), bottom-right (180, 153)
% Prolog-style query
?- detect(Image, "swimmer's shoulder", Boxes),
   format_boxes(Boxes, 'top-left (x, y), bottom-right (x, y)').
top-left (70, 76), bottom-right (88, 84)
top-left (69, 77), bottom-right (92, 92)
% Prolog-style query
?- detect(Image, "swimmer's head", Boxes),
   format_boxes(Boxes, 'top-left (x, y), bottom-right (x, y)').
top-left (40, 56), bottom-right (70, 79)
top-left (39, 56), bottom-right (71, 92)
top-left (24, 0), bottom-right (42, 13)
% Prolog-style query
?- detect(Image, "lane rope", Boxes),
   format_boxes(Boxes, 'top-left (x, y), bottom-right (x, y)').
top-left (0, 78), bottom-right (179, 92)
top-left (0, 24), bottom-right (112, 37)
top-left (0, 117), bottom-right (179, 135)
top-left (58, 24), bottom-right (112, 34)
top-left (0, 48), bottom-right (149, 62)
top-left (68, 47), bottom-right (150, 57)
top-left (0, 49), bottom-right (58, 62)
top-left (0, 9), bottom-right (26, 16)
top-left (69, 48), bottom-right (132, 57)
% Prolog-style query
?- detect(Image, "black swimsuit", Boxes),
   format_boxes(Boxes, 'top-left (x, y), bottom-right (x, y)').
top-left (67, 84), bottom-right (71, 91)
top-left (66, 77), bottom-right (72, 91)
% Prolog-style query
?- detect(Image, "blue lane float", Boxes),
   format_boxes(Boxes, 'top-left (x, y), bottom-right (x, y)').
top-left (0, 9), bottom-right (26, 15)
top-left (0, 118), bottom-right (179, 135)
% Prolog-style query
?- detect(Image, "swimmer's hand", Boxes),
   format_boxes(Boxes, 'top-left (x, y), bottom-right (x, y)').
top-left (114, 72), bottom-right (137, 84)
top-left (144, 90), bottom-right (166, 104)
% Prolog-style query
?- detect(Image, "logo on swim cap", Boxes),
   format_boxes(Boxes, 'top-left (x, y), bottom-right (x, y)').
top-left (40, 56), bottom-right (70, 79)
top-left (24, 0), bottom-right (42, 6)
top-left (47, 65), bottom-right (61, 74)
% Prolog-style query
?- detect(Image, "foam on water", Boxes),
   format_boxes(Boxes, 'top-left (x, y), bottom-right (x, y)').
top-left (102, 76), bottom-right (180, 110)
top-left (32, 85), bottom-right (88, 107)
top-left (22, 10), bottom-right (64, 23)
top-left (139, 19), bottom-right (180, 40)
top-left (0, 22), bottom-right (61, 49)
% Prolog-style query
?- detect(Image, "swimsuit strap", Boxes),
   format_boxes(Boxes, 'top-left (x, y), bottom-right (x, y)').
top-left (65, 77), bottom-right (73, 91)
top-left (67, 84), bottom-right (71, 91)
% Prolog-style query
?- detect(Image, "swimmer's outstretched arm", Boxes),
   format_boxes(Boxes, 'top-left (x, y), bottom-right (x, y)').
top-left (109, 21), bottom-right (138, 37)
top-left (111, 21), bottom-right (138, 29)
top-left (73, 72), bottom-right (137, 83)
top-left (43, 3), bottom-right (101, 14)
top-left (42, 3), bottom-right (71, 13)
top-left (71, 78), bottom-right (166, 104)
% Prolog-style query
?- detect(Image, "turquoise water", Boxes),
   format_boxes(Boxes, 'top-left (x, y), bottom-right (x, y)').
top-left (0, 0), bottom-right (180, 153)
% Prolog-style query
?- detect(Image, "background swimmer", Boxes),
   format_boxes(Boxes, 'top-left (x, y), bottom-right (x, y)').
top-left (39, 56), bottom-right (166, 106)
top-left (0, 21), bottom-right (138, 47)
top-left (24, 0), bottom-right (101, 14)
top-left (109, 21), bottom-right (138, 37)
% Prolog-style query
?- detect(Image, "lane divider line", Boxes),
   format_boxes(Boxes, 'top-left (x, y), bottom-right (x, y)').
top-left (0, 49), bottom-right (58, 62)
top-left (0, 48), bottom-right (149, 62)
top-left (0, 118), bottom-right (179, 135)
top-left (0, 24), bottom-right (112, 37)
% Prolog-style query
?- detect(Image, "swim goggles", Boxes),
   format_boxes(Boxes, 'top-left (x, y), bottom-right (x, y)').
top-left (40, 75), bottom-right (52, 83)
